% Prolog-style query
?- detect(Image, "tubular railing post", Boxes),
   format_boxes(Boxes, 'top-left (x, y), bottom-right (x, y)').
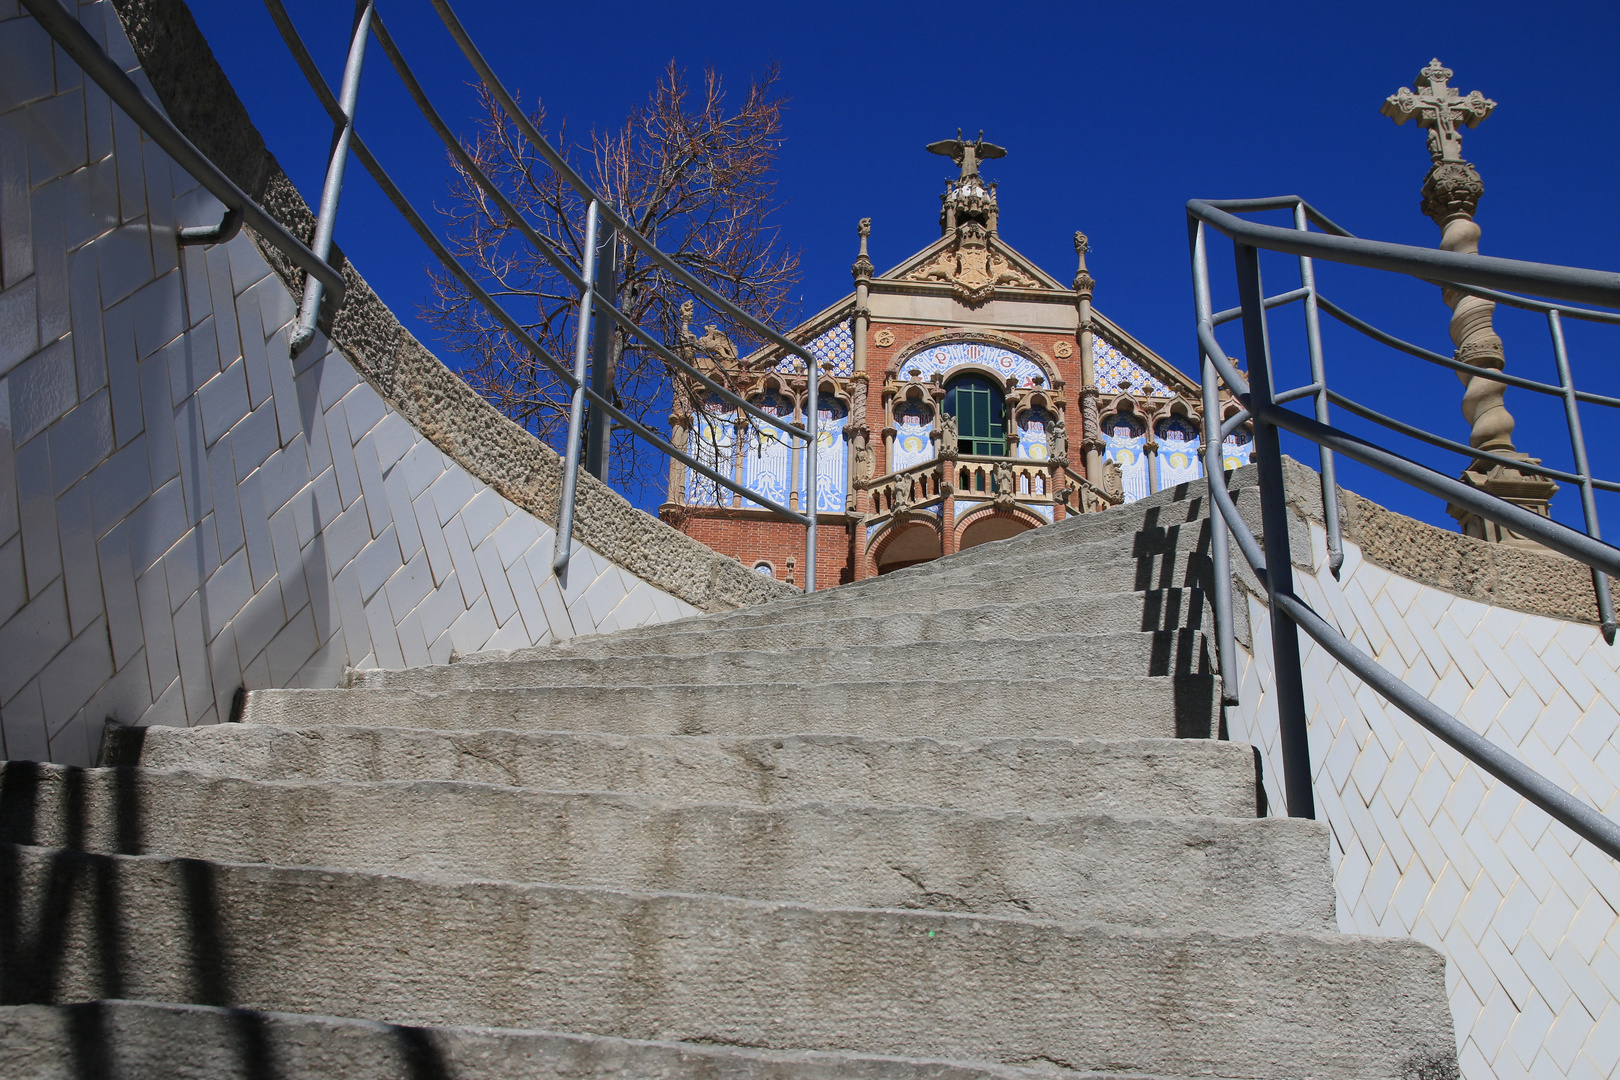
top-left (552, 201), bottom-right (601, 574)
top-left (1234, 242), bottom-right (1316, 819)
top-left (586, 229), bottom-right (618, 480)
top-left (290, 0), bottom-right (373, 358)
top-left (1190, 221), bottom-right (1241, 707)
top-left (1294, 204), bottom-right (1344, 575)
top-left (804, 355), bottom-right (819, 593)
top-left (1548, 309), bottom-right (1615, 643)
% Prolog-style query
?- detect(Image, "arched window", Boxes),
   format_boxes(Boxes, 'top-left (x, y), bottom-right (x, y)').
top-left (945, 374), bottom-right (1006, 456)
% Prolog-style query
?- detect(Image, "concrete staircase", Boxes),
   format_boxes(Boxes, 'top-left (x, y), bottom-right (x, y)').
top-left (0, 480), bottom-right (1458, 1079)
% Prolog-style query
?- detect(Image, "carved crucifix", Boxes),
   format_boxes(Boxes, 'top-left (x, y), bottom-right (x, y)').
top-left (1381, 59), bottom-right (1496, 164)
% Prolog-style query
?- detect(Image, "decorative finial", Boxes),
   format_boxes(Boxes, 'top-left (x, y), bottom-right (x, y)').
top-left (1382, 58), bottom-right (1496, 165)
top-left (1072, 231), bottom-right (1094, 297)
top-left (851, 217), bottom-right (874, 282)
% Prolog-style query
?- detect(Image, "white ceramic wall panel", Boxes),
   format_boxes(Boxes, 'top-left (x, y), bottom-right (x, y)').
top-left (0, 1), bottom-right (700, 765)
top-left (1230, 521), bottom-right (1620, 1080)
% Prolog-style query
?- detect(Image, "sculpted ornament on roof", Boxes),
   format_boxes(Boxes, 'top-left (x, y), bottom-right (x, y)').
top-left (903, 225), bottom-right (1039, 303)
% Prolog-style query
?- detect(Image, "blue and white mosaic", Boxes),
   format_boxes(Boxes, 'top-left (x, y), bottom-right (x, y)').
top-left (896, 342), bottom-right (1048, 387)
top-left (739, 391), bottom-right (795, 511)
top-left (892, 399), bottom-right (935, 471)
top-left (685, 407), bottom-right (738, 506)
top-left (775, 319), bottom-right (855, 377)
top-left (1222, 428), bottom-right (1254, 471)
top-left (1101, 414), bottom-right (1150, 503)
top-left (1095, 338), bottom-right (1173, 398)
top-left (1155, 417), bottom-right (1204, 487)
top-left (1017, 407), bottom-right (1052, 461)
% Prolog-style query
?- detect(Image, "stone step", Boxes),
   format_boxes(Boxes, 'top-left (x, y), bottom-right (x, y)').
top-left (111, 726), bottom-right (1259, 819)
top-left (481, 588), bottom-right (1212, 665)
top-left (1, 762), bottom-right (1329, 932)
top-left (0, 999), bottom-right (1195, 1080)
top-left (242, 674), bottom-right (1220, 740)
top-left (352, 630), bottom-right (1210, 692)
top-left (522, 568), bottom-right (1212, 652)
top-left (2, 843), bottom-right (1457, 1080)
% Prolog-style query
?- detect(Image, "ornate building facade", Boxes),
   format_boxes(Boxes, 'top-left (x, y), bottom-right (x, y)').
top-left (661, 135), bottom-right (1252, 584)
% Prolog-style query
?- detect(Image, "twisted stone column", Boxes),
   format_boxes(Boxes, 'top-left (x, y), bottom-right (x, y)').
top-left (1073, 232), bottom-right (1105, 488)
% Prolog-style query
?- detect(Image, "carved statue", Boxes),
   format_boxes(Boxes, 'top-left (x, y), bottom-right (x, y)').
top-left (1051, 414), bottom-right (1068, 462)
top-left (993, 460), bottom-right (1016, 506)
top-left (853, 440), bottom-right (873, 482)
top-left (676, 300), bottom-right (699, 361)
top-left (1102, 461), bottom-right (1123, 501)
top-left (891, 475), bottom-right (914, 513)
top-left (695, 324), bottom-right (738, 369)
top-left (940, 413), bottom-right (959, 455)
top-left (926, 128), bottom-right (1007, 183)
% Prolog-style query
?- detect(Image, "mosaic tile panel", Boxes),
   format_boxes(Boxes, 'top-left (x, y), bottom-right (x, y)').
top-left (0, 2), bottom-right (701, 765)
top-left (1230, 521), bottom-right (1620, 1080)
top-left (897, 342), bottom-right (1047, 387)
top-left (1095, 338), bottom-right (1173, 397)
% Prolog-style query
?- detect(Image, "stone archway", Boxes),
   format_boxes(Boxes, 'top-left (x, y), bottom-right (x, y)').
top-left (957, 509), bottom-right (1039, 553)
top-left (873, 521), bottom-right (943, 574)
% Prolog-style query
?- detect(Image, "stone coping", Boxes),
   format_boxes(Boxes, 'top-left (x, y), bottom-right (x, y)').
top-left (1264, 456), bottom-right (1601, 626)
top-left (108, 0), bottom-right (795, 612)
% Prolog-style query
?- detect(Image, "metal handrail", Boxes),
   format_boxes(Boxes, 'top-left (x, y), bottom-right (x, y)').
top-left (18, 0), bottom-right (344, 305)
top-left (261, 0), bottom-right (824, 587)
top-left (1190, 196), bottom-right (1620, 862)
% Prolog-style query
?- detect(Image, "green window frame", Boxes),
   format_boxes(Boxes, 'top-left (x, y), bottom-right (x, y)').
top-left (945, 374), bottom-right (1006, 457)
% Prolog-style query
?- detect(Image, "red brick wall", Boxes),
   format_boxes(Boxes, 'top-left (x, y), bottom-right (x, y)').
top-left (674, 513), bottom-right (857, 588)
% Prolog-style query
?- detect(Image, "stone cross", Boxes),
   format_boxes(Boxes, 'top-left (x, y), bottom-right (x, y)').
top-left (1381, 59), bottom-right (1496, 164)
top-left (1381, 60), bottom-right (1555, 545)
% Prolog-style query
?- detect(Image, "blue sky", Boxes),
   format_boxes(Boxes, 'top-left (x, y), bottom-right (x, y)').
top-left (188, 0), bottom-right (1620, 535)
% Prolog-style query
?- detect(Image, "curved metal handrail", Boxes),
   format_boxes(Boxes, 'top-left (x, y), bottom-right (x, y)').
top-left (1191, 196), bottom-right (1620, 862)
top-left (1189, 198), bottom-right (1620, 309)
top-left (20, 0), bottom-right (345, 306)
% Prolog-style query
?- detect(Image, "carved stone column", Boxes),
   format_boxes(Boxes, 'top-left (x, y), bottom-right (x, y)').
top-left (848, 220), bottom-right (874, 513)
top-left (664, 400), bottom-right (692, 510)
top-left (1073, 232), bottom-right (1105, 488)
top-left (1384, 60), bottom-right (1556, 545)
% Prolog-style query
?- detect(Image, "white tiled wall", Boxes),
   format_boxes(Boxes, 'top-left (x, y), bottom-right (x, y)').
top-left (0, 1), bottom-right (700, 765)
top-left (1231, 521), bottom-right (1620, 1080)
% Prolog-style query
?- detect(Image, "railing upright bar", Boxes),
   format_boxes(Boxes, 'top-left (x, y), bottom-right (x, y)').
top-left (1190, 221), bottom-right (1240, 707)
top-left (1294, 205), bottom-right (1343, 575)
top-left (1548, 309), bottom-right (1616, 643)
top-left (290, 0), bottom-right (372, 358)
top-left (804, 359), bottom-right (819, 593)
top-left (552, 202), bottom-right (600, 574)
top-left (586, 230), bottom-right (618, 480)
top-left (1234, 242), bottom-right (1315, 819)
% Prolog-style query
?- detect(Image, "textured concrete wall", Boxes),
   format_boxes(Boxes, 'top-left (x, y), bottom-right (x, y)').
top-left (0, 0), bottom-right (800, 764)
top-left (1229, 465), bottom-right (1620, 1080)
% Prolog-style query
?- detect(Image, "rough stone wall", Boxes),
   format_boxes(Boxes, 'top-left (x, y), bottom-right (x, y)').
top-left (0, 0), bottom-right (806, 764)
top-left (1229, 461), bottom-right (1620, 1080)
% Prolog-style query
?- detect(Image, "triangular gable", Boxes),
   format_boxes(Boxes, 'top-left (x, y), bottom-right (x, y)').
top-left (877, 233), bottom-right (1065, 292)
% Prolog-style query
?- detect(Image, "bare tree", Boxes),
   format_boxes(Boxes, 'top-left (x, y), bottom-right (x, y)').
top-left (424, 61), bottom-right (801, 504)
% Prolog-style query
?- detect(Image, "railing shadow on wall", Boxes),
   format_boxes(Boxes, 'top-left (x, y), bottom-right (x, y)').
top-left (19, 0), bottom-right (829, 591)
top-left (1188, 195), bottom-right (1620, 861)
